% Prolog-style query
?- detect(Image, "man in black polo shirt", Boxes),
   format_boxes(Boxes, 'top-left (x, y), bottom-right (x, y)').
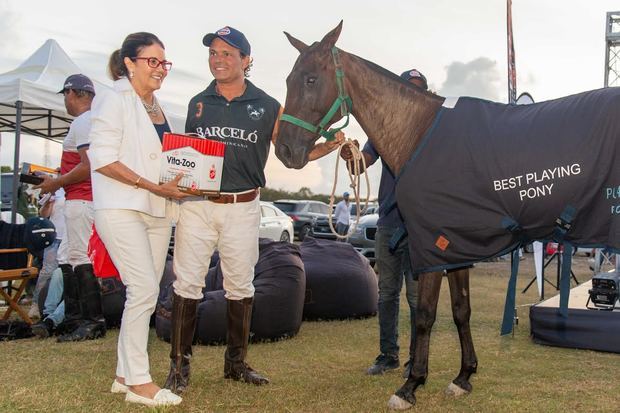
top-left (165, 26), bottom-right (343, 394)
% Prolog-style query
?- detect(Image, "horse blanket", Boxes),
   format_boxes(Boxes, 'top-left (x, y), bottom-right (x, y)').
top-left (397, 87), bottom-right (620, 274)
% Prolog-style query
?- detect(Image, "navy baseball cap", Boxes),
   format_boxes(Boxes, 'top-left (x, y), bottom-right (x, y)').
top-left (23, 217), bottom-right (56, 253)
top-left (58, 74), bottom-right (96, 95)
top-left (400, 69), bottom-right (428, 90)
top-left (203, 26), bottom-right (251, 56)
top-left (343, 192), bottom-right (350, 197)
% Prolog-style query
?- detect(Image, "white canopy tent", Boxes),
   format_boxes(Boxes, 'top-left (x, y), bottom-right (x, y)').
top-left (0, 39), bottom-right (185, 222)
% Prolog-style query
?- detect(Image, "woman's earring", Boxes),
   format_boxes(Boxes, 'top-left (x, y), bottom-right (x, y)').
top-left (129, 71), bottom-right (134, 79)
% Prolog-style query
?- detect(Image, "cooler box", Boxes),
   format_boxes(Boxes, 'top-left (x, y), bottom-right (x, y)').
top-left (160, 133), bottom-right (226, 195)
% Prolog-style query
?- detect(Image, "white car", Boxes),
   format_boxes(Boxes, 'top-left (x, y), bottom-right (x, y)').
top-left (259, 201), bottom-right (294, 242)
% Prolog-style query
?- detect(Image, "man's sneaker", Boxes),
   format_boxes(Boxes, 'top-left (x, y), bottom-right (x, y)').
top-left (32, 318), bottom-right (55, 339)
top-left (402, 358), bottom-right (413, 378)
top-left (366, 354), bottom-right (399, 375)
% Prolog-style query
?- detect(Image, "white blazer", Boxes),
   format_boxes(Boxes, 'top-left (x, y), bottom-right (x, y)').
top-left (89, 78), bottom-right (171, 217)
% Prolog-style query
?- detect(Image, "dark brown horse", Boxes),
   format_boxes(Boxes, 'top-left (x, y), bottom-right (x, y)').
top-left (275, 22), bottom-right (477, 409)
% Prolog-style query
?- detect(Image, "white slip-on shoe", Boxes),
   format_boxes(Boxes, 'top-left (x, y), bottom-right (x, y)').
top-left (110, 380), bottom-right (128, 394)
top-left (125, 388), bottom-right (182, 407)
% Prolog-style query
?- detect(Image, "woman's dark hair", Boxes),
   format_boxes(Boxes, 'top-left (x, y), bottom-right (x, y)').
top-left (107, 32), bottom-right (165, 80)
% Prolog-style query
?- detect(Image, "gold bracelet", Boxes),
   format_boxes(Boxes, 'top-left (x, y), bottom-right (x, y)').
top-left (134, 176), bottom-right (142, 189)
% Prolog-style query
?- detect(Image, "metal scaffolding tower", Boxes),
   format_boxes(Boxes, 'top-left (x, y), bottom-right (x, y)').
top-left (604, 11), bottom-right (620, 87)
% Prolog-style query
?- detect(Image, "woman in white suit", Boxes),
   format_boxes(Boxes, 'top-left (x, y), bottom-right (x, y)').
top-left (88, 32), bottom-right (188, 407)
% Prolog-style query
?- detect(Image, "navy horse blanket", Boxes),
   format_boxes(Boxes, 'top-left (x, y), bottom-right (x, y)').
top-left (396, 87), bottom-right (620, 274)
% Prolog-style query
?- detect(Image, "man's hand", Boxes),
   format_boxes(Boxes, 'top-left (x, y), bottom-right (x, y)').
top-left (340, 139), bottom-right (360, 161)
top-left (325, 130), bottom-right (346, 151)
top-left (33, 175), bottom-right (61, 195)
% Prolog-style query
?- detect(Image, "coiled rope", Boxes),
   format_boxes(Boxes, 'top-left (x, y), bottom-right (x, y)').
top-left (327, 139), bottom-right (371, 240)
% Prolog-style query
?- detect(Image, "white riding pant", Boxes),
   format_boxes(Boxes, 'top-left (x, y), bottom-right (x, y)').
top-left (59, 199), bottom-right (94, 267)
top-left (173, 197), bottom-right (260, 301)
top-left (95, 207), bottom-right (172, 386)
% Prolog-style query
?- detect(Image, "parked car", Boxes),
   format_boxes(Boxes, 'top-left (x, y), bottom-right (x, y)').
top-left (350, 202), bottom-right (379, 219)
top-left (347, 213), bottom-right (378, 266)
top-left (313, 202), bottom-right (379, 240)
top-left (272, 199), bottom-right (330, 240)
top-left (259, 201), bottom-right (294, 242)
top-left (1, 173), bottom-right (15, 211)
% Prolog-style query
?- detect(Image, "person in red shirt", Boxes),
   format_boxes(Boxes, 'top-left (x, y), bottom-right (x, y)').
top-left (35, 74), bottom-right (106, 342)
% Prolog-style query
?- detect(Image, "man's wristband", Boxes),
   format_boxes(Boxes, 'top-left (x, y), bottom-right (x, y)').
top-left (134, 176), bottom-right (142, 189)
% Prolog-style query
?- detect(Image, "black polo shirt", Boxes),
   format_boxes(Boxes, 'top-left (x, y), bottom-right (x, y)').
top-left (185, 80), bottom-right (280, 193)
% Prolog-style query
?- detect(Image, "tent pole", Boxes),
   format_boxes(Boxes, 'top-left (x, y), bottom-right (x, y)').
top-left (10, 100), bottom-right (23, 224)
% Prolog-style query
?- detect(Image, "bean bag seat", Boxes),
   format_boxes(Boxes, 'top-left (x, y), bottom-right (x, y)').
top-left (156, 239), bottom-right (305, 345)
top-left (155, 253), bottom-right (221, 341)
top-left (98, 255), bottom-right (176, 328)
top-left (300, 237), bottom-right (378, 320)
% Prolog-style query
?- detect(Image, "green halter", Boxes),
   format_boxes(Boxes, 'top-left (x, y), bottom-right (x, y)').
top-left (280, 47), bottom-right (353, 141)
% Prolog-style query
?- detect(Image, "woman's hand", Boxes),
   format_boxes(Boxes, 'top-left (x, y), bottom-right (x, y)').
top-left (153, 174), bottom-right (191, 200)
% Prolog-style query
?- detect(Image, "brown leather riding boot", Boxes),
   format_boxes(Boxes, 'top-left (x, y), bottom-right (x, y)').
top-left (164, 293), bottom-right (199, 395)
top-left (224, 297), bottom-right (269, 385)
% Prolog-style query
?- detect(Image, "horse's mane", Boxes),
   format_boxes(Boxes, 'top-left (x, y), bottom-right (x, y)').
top-left (343, 49), bottom-right (432, 95)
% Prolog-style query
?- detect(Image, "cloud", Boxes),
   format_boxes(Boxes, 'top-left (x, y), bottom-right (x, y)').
top-left (0, 1), bottom-right (20, 56)
top-left (438, 57), bottom-right (501, 101)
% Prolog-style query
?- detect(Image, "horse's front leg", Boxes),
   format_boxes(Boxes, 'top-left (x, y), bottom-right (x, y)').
top-left (446, 268), bottom-right (477, 396)
top-left (388, 271), bottom-right (443, 410)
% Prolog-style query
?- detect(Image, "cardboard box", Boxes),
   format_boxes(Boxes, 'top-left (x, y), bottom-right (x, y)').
top-left (160, 133), bottom-right (226, 195)
top-left (20, 163), bottom-right (58, 185)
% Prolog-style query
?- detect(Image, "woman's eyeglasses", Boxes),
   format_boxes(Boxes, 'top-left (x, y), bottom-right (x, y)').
top-left (132, 57), bottom-right (172, 71)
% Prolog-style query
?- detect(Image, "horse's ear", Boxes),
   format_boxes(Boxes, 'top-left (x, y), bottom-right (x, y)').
top-left (284, 31), bottom-right (308, 53)
top-left (319, 20), bottom-right (343, 48)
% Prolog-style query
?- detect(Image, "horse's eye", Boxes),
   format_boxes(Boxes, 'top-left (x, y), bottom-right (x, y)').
top-left (306, 77), bottom-right (316, 85)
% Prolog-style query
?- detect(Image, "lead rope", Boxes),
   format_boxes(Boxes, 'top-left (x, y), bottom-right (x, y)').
top-left (327, 139), bottom-right (371, 240)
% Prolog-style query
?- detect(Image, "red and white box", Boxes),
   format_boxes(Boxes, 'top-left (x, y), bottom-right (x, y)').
top-left (160, 132), bottom-right (226, 195)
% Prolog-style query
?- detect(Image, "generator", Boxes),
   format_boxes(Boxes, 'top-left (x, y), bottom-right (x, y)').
top-left (587, 270), bottom-right (620, 310)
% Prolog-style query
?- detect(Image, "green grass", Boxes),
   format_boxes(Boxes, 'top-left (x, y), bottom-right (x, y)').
top-left (1, 254), bottom-right (619, 412)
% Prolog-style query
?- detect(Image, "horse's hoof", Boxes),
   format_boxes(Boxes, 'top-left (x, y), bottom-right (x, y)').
top-left (445, 382), bottom-right (470, 397)
top-left (387, 394), bottom-right (413, 410)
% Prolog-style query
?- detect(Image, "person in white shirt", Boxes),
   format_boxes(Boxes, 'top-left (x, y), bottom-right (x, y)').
top-left (334, 192), bottom-right (351, 239)
top-left (88, 32), bottom-right (186, 408)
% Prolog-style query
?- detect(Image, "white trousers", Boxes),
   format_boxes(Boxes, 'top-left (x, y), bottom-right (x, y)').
top-left (173, 197), bottom-right (260, 301)
top-left (59, 200), bottom-right (94, 267)
top-left (95, 207), bottom-right (172, 385)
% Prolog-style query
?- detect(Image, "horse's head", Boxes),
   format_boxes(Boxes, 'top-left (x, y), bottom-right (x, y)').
top-left (276, 21), bottom-right (345, 169)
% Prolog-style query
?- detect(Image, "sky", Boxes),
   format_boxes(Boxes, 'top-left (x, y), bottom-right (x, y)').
top-left (1, 0), bottom-right (618, 198)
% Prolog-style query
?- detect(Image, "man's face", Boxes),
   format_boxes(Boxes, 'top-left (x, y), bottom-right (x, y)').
top-left (409, 77), bottom-right (426, 89)
top-left (208, 38), bottom-right (250, 84)
top-left (63, 89), bottom-right (78, 116)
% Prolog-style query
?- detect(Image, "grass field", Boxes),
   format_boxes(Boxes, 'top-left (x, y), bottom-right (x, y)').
top-left (1, 254), bottom-right (619, 412)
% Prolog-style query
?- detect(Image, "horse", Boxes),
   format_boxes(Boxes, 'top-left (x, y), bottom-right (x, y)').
top-left (275, 21), bottom-right (620, 410)
top-left (275, 21), bottom-right (478, 410)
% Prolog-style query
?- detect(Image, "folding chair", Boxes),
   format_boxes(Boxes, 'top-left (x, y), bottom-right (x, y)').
top-left (0, 248), bottom-right (39, 324)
